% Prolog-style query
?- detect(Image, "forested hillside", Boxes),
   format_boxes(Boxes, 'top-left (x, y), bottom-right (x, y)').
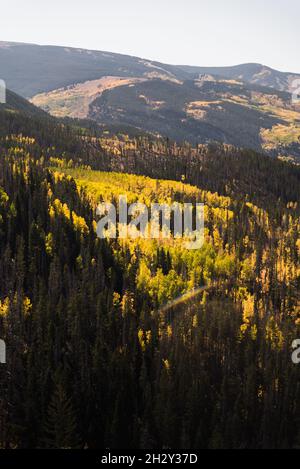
top-left (32, 77), bottom-right (300, 160)
top-left (0, 96), bottom-right (299, 449)
top-left (2, 42), bottom-right (300, 159)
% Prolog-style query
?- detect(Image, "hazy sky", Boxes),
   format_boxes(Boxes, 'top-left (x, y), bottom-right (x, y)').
top-left (1, 0), bottom-right (299, 72)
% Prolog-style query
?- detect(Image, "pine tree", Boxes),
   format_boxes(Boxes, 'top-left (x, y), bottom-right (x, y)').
top-left (43, 381), bottom-right (80, 449)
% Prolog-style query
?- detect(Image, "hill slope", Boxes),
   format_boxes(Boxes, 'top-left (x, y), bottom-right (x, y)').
top-left (87, 78), bottom-right (300, 155)
top-left (1, 42), bottom-right (300, 97)
top-left (1, 41), bottom-right (300, 158)
top-left (0, 101), bottom-right (299, 449)
top-left (177, 63), bottom-right (300, 92)
top-left (0, 88), bottom-right (47, 116)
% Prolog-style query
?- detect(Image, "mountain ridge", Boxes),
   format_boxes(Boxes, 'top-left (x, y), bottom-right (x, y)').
top-left (1, 41), bottom-right (300, 97)
top-left (1, 41), bottom-right (300, 160)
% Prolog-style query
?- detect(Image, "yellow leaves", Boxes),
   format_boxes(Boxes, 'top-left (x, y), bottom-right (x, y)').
top-left (292, 301), bottom-right (300, 326)
top-left (5, 134), bottom-right (35, 145)
top-left (49, 157), bottom-right (65, 168)
top-left (250, 324), bottom-right (258, 341)
top-left (48, 198), bottom-right (89, 235)
top-left (59, 200), bottom-right (71, 219)
top-left (1, 296), bottom-right (33, 318)
top-left (121, 292), bottom-right (135, 317)
top-left (149, 269), bottom-right (185, 307)
top-left (265, 317), bottom-right (284, 350)
top-left (201, 291), bottom-right (208, 305)
top-left (72, 212), bottom-right (89, 235)
top-left (76, 255), bottom-right (83, 269)
top-left (23, 297), bottom-right (32, 317)
top-left (53, 171), bottom-right (65, 183)
top-left (240, 323), bottom-right (248, 336)
top-left (0, 297), bottom-right (9, 317)
top-left (192, 314), bottom-right (198, 328)
top-left (92, 220), bottom-right (98, 233)
top-left (210, 207), bottom-right (234, 224)
top-left (215, 253), bottom-right (236, 278)
top-left (45, 232), bottom-right (53, 256)
top-left (240, 322), bottom-right (257, 341)
top-left (240, 255), bottom-right (256, 283)
top-left (137, 261), bottom-right (185, 307)
top-left (0, 187), bottom-right (9, 206)
top-left (242, 294), bottom-right (255, 324)
top-left (138, 329), bottom-right (152, 351)
top-left (297, 239), bottom-right (300, 256)
top-left (261, 123), bottom-right (300, 148)
top-left (240, 293), bottom-right (255, 337)
top-left (163, 359), bottom-right (170, 371)
top-left (136, 261), bottom-right (151, 291)
top-left (113, 292), bottom-right (121, 308)
top-left (246, 204), bottom-right (270, 236)
top-left (213, 227), bottom-right (222, 250)
top-left (243, 235), bottom-right (250, 249)
top-left (50, 168), bottom-right (233, 217)
top-left (236, 287), bottom-right (248, 301)
top-left (49, 198), bottom-right (70, 219)
top-left (166, 325), bottom-right (172, 338)
top-left (138, 329), bottom-right (144, 350)
top-left (49, 205), bottom-right (55, 219)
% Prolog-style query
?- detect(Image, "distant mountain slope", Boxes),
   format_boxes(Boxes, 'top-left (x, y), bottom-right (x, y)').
top-left (1, 41), bottom-right (300, 159)
top-left (176, 63), bottom-right (300, 93)
top-left (0, 41), bottom-right (299, 97)
top-left (89, 78), bottom-right (300, 157)
top-left (31, 76), bottom-right (300, 159)
top-left (0, 41), bottom-right (187, 97)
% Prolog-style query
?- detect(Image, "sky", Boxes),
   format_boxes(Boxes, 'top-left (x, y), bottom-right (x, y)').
top-left (1, 0), bottom-right (300, 72)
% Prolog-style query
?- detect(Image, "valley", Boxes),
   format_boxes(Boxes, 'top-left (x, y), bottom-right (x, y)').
top-left (0, 42), bottom-right (299, 450)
